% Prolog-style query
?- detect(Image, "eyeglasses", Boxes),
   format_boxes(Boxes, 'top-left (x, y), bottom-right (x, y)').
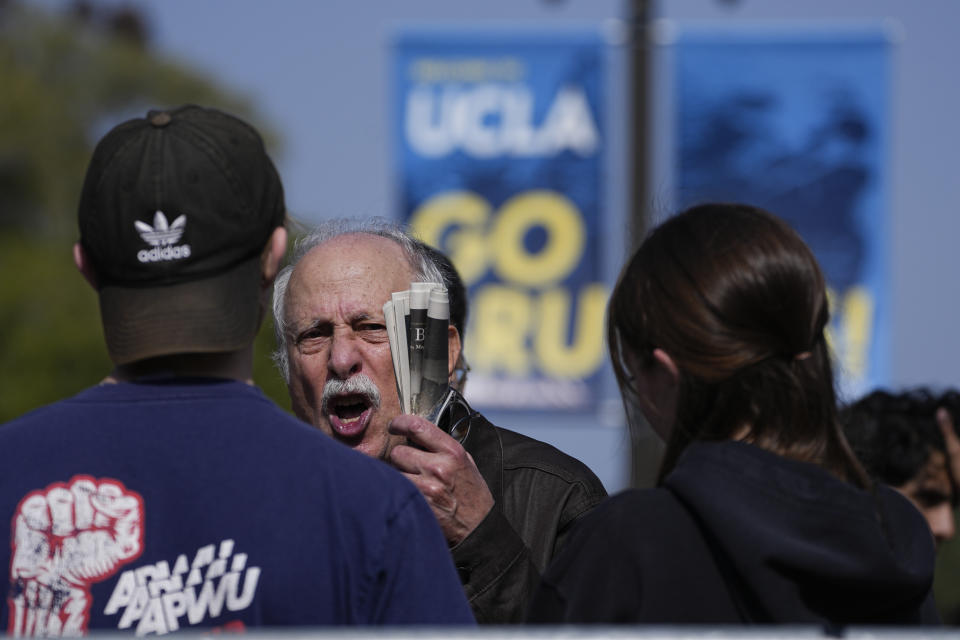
top-left (428, 386), bottom-right (476, 444)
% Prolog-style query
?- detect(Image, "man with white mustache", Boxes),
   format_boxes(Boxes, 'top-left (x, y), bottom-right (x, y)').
top-left (321, 374), bottom-right (381, 424)
top-left (272, 219), bottom-right (607, 623)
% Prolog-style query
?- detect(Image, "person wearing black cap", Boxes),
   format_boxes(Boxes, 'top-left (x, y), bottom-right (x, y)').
top-left (0, 105), bottom-right (474, 635)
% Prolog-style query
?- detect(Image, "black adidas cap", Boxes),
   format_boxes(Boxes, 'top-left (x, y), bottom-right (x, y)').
top-left (77, 105), bottom-right (285, 365)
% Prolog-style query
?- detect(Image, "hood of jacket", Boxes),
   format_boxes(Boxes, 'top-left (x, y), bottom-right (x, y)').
top-left (663, 440), bottom-right (936, 624)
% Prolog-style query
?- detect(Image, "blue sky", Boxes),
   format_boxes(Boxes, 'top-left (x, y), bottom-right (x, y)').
top-left (72, 0), bottom-right (623, 225)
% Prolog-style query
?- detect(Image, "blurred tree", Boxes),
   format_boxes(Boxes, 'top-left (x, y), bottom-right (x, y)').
top-left (0, 0), bottom-right (289, 421)
top-left (0, 0), bottom-right (273, 237)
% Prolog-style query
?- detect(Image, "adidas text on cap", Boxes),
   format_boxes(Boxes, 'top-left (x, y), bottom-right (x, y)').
top-left (77, 105), bottom-right (285, 365)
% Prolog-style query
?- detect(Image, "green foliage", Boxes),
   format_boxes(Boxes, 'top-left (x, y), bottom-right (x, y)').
top-left (0, 0), bottom-right (274, 237)
top-left (0, 234), bottom-right (292, 421)
top-left (0, 234), bottom-right (110, 419)
top-left (253, 308), bottom-right (294, 415)
top-left (0, 0), bottom-right (290, 421)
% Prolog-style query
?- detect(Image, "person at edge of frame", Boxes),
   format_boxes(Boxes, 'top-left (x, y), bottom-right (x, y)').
top-left (841, 388), bottom-right (958, 546)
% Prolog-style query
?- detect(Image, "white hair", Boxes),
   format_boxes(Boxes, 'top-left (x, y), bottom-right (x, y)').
top-left (271, 217), bottom-right (444, 381)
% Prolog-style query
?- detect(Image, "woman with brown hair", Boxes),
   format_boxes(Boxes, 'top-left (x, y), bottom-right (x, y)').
top-left (528, 203), bottom-right (938, 626)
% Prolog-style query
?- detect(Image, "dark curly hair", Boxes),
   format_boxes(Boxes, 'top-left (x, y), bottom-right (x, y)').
top-left (840, 388), bottom-right (948, 487)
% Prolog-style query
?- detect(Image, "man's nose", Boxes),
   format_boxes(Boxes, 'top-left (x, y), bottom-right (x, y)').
top-left (929, 504), bottom-right (956, 544)
top-left (328, 330), bottom-right (362, 379)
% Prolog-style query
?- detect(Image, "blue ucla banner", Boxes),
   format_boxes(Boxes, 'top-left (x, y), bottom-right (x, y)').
top-left (393, 30), bottom-right (607, 413)
top-left (672, 27), bottom-right (892, 400)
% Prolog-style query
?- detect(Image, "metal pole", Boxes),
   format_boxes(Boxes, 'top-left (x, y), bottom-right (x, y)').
top-left (627, 0), bottom-right (650, 250)
top-left (625, 0), bottom-right (665, 489)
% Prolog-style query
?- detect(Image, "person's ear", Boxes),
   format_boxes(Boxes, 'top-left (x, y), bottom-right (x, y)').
top-left (651, 348), bottom-right (679, 386)
top-left (261, 226), bottom-right (288, 286)
top-left (639, 348), bottom-right (680, 441)
top-left (73, 243), bottom-right (99, 290)
top-left (447, 325), bottom-right (462, 378)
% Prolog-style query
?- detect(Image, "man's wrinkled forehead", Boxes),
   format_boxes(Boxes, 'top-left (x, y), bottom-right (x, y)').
top-left (285, 234), bottom-right (415, 321)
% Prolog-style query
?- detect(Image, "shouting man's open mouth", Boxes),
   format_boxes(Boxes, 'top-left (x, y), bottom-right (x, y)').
top-left (327, 394), bottom-right (374, 437)
top-left (320, 375), bottom-right (382, 440)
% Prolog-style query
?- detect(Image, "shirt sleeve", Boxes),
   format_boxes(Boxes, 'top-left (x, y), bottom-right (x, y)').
top-left (449, 506), bottom-right (541, 623)
top-left (450, 464), bottom-right (608, 623)
top-left (367, 488), bottom-right (477, 625)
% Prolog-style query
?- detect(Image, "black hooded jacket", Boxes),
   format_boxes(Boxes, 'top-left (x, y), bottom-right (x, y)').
top-left (528, 440), bottom-right (938, 626)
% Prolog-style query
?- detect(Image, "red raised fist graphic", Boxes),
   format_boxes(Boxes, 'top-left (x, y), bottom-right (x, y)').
top-left (8, 476), bottom-right (144, 637)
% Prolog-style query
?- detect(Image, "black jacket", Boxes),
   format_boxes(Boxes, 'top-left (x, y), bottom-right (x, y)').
top-left (448, 410), bottom-right (608, 623)
top-left (529, 440), bottom-right (938, 627)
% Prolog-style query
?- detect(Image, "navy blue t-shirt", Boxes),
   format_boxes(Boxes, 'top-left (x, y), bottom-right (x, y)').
top-left (0, 378), bottom-right (474, 635)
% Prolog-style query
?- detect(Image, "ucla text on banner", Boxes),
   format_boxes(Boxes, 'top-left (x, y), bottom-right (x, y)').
top-left (394, 30), bottom-right (607, 413)
top-left (671, 27), bottom-right (891, 399)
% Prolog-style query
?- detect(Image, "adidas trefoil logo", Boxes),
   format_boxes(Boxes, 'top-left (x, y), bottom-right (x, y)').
top-left (135, 211), bottom-right (191, 263)
top-left (136, 210), bottom-right (185, 246)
